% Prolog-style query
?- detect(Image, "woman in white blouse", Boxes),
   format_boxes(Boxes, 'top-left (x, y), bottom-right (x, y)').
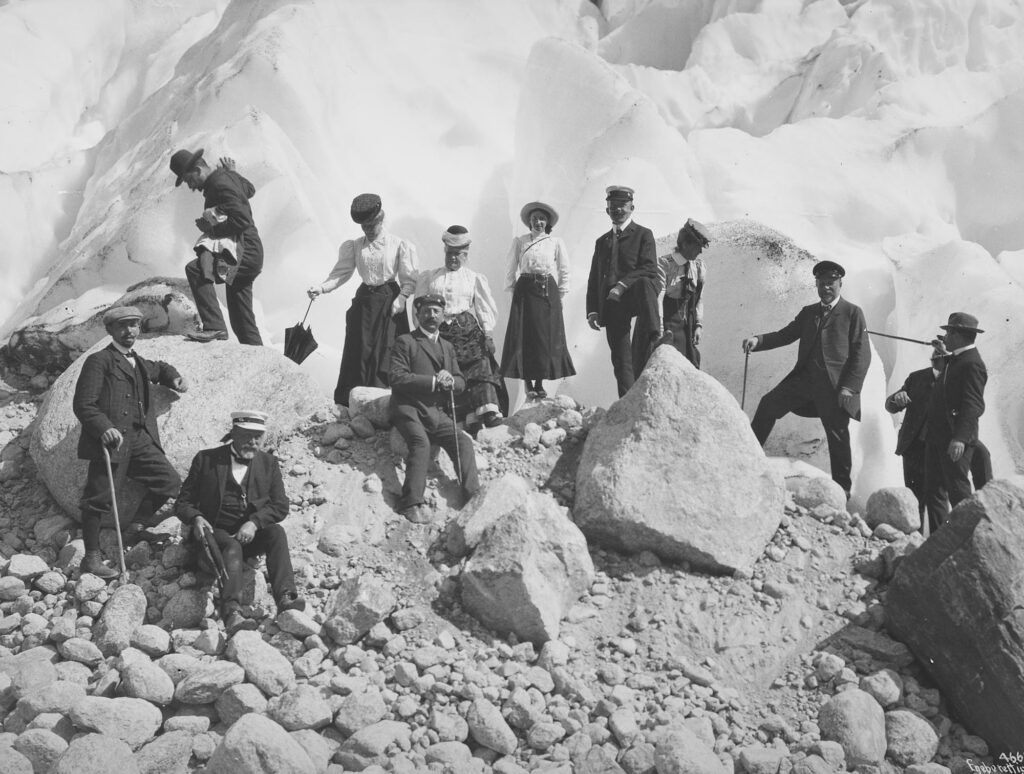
top-left (307, 193), bottom-right (418, 406)
top-left (499, 202), bottom-right (575, 398)
top-left (415, 225), bottom-right (505, 428)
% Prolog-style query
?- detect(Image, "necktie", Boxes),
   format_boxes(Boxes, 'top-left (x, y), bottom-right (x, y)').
top-left (608, 229), bottom-right (621, 285)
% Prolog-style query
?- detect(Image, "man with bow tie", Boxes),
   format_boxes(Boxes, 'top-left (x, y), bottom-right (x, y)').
top-left (389, 294), bottom-right (480, 524)
top-left (586, 186), bottom-right (665, 397)
top-left (921, 312), bottom-right (989, 532)
top-left (176, 410), bottom-right (305, 627)
top-left (73, 305), bottom-right (189, 579)
top-left (742, 261), bottom-right (871, 497)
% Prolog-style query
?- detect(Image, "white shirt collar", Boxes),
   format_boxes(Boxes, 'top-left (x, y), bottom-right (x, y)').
top-left (951, 343), bottom-right (976, 356)
top-left (612, 218), bottom-right (632, 233)
top-left (111, 341), bottom-right (134, 357)
top-left (821, 295), bottom-right (841, 311)
top-left (418, 327), bottom-right (440, 342)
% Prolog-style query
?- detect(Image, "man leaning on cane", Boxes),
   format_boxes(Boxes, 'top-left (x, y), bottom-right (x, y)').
top-left (73, 306), bottom-right (188, 579)
top-left (389, 294), bottom-right (480, 524)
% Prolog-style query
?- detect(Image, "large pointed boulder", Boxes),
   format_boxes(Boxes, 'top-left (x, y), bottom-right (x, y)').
top-left (887, 479), bottom-right (1024, 755)
top-left (574, 347), bottom-right (783, 573)
top-left (29, 336), bottom-right (326, 520)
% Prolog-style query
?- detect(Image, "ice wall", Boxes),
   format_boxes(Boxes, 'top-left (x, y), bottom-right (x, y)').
top-left (1, 0), bottom-right (1022, 496)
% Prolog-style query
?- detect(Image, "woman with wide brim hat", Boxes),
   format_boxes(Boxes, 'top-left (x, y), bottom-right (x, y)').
top-left (499, 201), bottom-right (576, 398)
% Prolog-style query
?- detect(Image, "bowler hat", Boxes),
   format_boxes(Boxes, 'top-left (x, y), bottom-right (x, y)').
top-left (520, 201), bottom-right (559, 230)
top-left (813, 260), bottom-right (845, 280)
top-left (350, 193), bottom-right (383, 224)
top-left (169, 148), bottom-right (204, 187)
top-left (414, 294), bottom-right (446, 310)
top-left (102, 305), bottom-right (143, 326)
top-left (939, 312), bottom-right (984, 334)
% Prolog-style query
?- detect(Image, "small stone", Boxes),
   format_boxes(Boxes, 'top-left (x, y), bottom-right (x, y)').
top-left (467, 698), bottom-right (517, 755)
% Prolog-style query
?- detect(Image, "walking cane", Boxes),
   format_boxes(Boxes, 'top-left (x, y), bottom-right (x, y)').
top-left (741, 351), bottom-right (750, 410)
top-left (865, 330), bottom-right (933, 346)
top-left (448, 387), bottom-right (464, 490)
top-left (100, 445), bottom-right (130, 581)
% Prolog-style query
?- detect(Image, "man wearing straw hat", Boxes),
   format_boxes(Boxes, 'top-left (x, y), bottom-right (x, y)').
top-left (73, 306), bottom-right (189, 579)
top-left (389, 294), bottom-right (479, 524)
top-left (922, 312), bottom-right (989, 532)
top-left (176, 410), bottom-right (305, 625)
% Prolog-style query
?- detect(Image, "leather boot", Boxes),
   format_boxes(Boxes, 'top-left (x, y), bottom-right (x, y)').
top-left (80, 551), bottom-right (118, 580)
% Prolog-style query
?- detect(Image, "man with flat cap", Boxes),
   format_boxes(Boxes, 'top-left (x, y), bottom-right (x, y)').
top-left (73, 306), bottom-right (189, 579)
top-left (176, 410), bottom-right (305, 626)
top-left (922, 312), bottom-right (988, 532)
top-left (587, 186), bottom-right (664, 397)
top-left (886, 338), bottom-right (991, 527)
top-left (308, 194), bottom-right (419, 406)
top-left (389, 293), bottom-right (479, 524)
top-left (742, 260), bottom-right (871, 496)
top-left (169, 149), bottom-right (264, 345)
top-left (658, 218), bottom-right (711, 368)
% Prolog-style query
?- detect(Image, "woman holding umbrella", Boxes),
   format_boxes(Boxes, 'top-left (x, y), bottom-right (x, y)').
top-left (499, 201), bottom-right (575, 398)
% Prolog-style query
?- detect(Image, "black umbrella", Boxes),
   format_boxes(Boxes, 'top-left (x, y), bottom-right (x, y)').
top-left (284, 298), bottom-right (318, 364)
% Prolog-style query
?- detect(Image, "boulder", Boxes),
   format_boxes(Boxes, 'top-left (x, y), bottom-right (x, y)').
top-left (161, 589), bottom-right (209, 629)
top-left (226, 630), bottom-right (295, 696)
top-left (323, 576), bottom-right (396, 645)
top-left (204, 713), bottom-right (316, 774)
top-left (466, 698), bottom-right (517, 755)
top-left (460, 476), bottom-right (594, 642)
top-left (215, 683), bottom-right (269, 727)
top-left (653, 723), bottom-right (727, 774)
top-left (50, 733), bottom-right (140, 774)
top-left (93, 584), bottom-right (147, 656)
top-left (865, 487), bottom-right (921, 533)
top-left (30, 336), bottom-right (324, 520)
top-left (887, 479), bottom-right (1024, 755)
top-left (885, 710), bottom-right (939, 767)
top-left (134, 730), bottom-right (193, 774)
top-left (121, 660), bottom-right (175, 706)
top-left (789, 475), bottom-right (847, 512)
top-left (68, 696), bottom-right (162, 750)
top-left (267, 685), bottom-right (332, 731)
top-left (173, 661), bottom-right (245, 704)
top-left (575, 347), bottom-right (783, 572)
top-left (506, 396), bottom-right (577, 433)
top-left (6, 278), bottom-right (199, 372)
top-left (334, 720), bottom-right (411, 771)
top-left (817, 688), bottom-right (885, 767)
top-left (348, 387), bottom-right (392, 428)
top-left (0, 747), bottom-right (33, 774)
top-left (333, 688), bottom-right (387, 737)
top-left (12, 728), bottom-right (67, 772)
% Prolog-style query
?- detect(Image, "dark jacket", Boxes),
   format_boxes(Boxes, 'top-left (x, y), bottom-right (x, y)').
top-left (927, 347), bottom-right (986, 445)
top-left (175, 444), bottom-right (288, 530)
top-left (389, 329), bottom-right (466, 428)
top-left (586, 221), bottom-right (658, 324)
top-left (202, 167), bottom-right (263, 278)
top-left (885, 367), bottom-right (935, 455)
top-left (73, 345), bottom-right (181, 463)
top-left (755, 296), bottom-right (871, 419)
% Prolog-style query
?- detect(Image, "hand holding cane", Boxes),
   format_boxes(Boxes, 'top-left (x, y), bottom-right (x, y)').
top-left (101, 445), bottom-right (129, 581)
top-left (741, 351), bottom-right (750, 410)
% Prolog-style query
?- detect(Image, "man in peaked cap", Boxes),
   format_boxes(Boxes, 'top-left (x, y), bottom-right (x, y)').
top-left (742, 260), bottom-right (871, 497)
top-left (73, 305), bottom-right (189, 579)
top-left (176, 410), bottom-right (305, 628)
top-left (586, 186), bottom-right (665, 397)
top-left (922, 312), bottom-right (988, 532)
top-left (657, 218), bottom-right (711, 368)
top-left (170, 149), bottom-right (265, 346)
top-left (307, 193), bottom-right (419, 406)
top-left (389, 293), bottom-right (479, 524)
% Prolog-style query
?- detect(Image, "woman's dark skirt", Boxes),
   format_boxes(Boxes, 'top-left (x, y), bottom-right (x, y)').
top-left (663, 294), bottom-right (700, 369)
top-left (334, 281), bottom-right (408, 405)
top-left (499, 273), bottom-right (576, 380)
top-left (439, 311), bottom-right (507, 419)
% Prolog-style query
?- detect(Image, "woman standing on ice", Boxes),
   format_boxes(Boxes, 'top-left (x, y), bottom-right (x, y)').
top-left (499, 201), bottom-right (575, 398)
top-left (307, 194), bottom-right (418, 407)
top-left (415, 226), bottom-right (505, 429)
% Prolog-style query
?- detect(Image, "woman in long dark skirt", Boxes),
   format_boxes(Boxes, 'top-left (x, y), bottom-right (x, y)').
top-left (658, 218), bottom-right (710, 368)
top-left (499, 201), bottom-right (575, 398)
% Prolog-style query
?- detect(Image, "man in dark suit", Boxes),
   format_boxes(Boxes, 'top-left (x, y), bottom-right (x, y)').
top-left (886, 341), bottom-right (991, 523)
top-left (586, 186), bottom-right (665, 397)
top-left (73, 306), bottom-right (188, 579)
top-left (743, 261), bottom-right (871, 496)
top-left (390, 294), bottom-right (479, 524)
top-left (922, 312), bottom-right (988, 533)
top-left (170, 149), bottom-right (264, 345)
top-left (175, 410), bottom-right (304, 626)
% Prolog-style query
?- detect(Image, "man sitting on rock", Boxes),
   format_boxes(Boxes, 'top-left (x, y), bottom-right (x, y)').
top-left (390, 294), bottom-right (480, 523)
top-left (175, 410), bottom-right (305, 628)
top-left (73, 305), bottom-right (189, 580)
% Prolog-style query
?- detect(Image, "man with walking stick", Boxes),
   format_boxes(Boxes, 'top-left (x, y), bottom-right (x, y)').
top-left (389, 294), bottom-right (479, 524)
top-left (741, 261), bottom-right (871, 498)
top-left (73, 306), bottom-right (188, 579)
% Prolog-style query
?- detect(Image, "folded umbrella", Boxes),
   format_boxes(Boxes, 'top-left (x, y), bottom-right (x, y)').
top-left (284, 298), bottom-right (318, 364)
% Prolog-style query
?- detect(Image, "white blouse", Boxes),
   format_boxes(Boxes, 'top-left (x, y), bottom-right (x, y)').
top-left (504, 233), bottom-right (570, 295)
top-left (415, 266), bottom-right (498, 333)
top-left (317, 230), bottom-right (418, 296)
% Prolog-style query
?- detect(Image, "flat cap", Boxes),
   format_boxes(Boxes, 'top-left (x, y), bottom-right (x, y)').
top-left (940, 312), bottom-right (984, 334)
top-left (414, 294), bottom-right (446, 310)
top-left (813, 260), bottom-right (845, 280)
top-left (102, 306), bottom-right (143, 326)
top-left (350, 193), bottom-right (383, 224)
top-left (605, 185), bottom-right (634, 201)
